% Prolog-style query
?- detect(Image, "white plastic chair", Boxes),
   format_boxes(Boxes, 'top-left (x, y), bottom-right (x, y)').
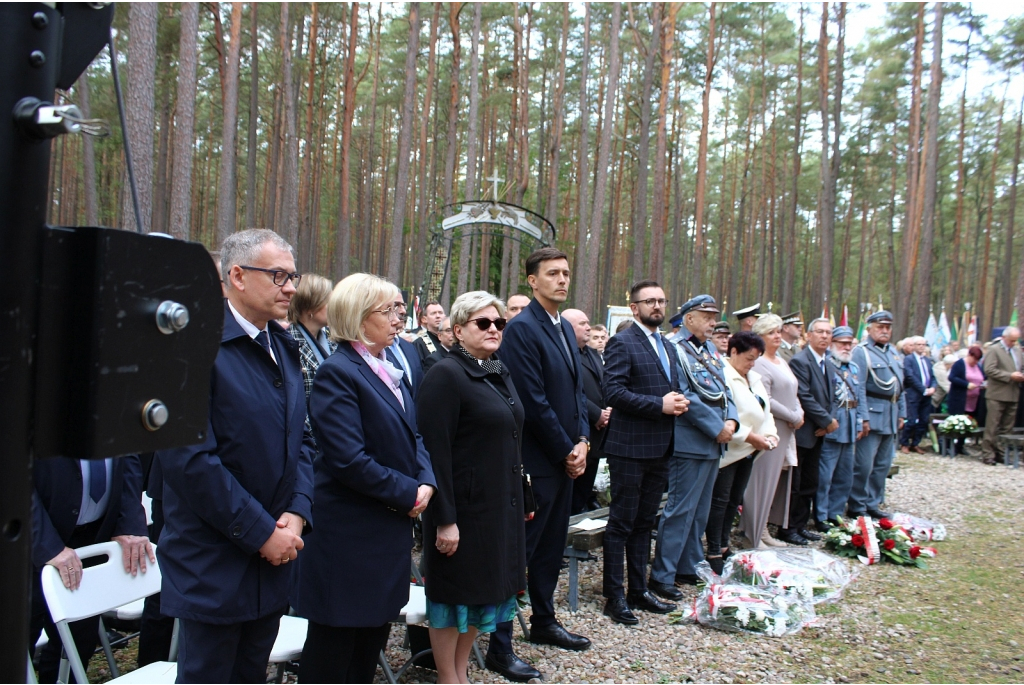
top-left (40, 541), bottom-right (177, 684)
top-left (378, 584), bottom-right (429, 684)
top-left (268, 614), bottom-right (308, 682)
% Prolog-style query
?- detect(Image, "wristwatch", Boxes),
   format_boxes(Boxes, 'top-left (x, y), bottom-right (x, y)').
top-left (578, 436), bottom-right (590, 447)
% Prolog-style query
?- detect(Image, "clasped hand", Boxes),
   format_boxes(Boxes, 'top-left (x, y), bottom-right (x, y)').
top-left (716, 421), bottom-right (737, 444)
top-left (408, 484), bottom-right (434, 518)
top-left (565, 441), bottom-right (588, 478)
top-left (662, 391), bottom-right (689, 416)
top-left (259, 513), bottom-right (305, 566)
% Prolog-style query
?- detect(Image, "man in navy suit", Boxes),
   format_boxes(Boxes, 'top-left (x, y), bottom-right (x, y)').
top-left (561, 308), bottom-right (609, 515)
top-left (389, 291), bottom-right (423, 397)
top-left (781, 318), bottom-right (839, 546)
top-left (485, 247), bottom-right (591, 683)
top-left (599, 280), bottom-right (689, 625)
top-left (30, 456), bottom-right (151, 683)
top-left (900, 336), bottom-right (937, 454)
top-left (157, 229), bottom-right (315, 684)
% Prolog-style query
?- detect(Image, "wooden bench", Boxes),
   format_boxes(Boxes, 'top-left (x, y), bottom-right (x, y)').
top-left (998, 434), bottom-right (1024, 468)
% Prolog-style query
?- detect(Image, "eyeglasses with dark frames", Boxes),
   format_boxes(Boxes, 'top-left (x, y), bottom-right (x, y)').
top-left (239, 266), bottom-right (302, 287)
top-left (468, 317), bottom-right (507, 331)
top-left (631, 298), bottom-right (668, 308)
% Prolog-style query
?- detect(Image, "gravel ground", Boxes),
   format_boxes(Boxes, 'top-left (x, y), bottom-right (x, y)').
top-left (378, 449), bottom-right (1024, 684)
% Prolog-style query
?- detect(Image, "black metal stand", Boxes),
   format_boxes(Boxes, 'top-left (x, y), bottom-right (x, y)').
top-left (0, 6), bottom-right (63, 679)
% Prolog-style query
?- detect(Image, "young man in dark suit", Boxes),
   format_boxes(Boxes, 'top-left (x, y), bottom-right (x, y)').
top-left (561, 308), bottom-right (610, 515)
top-left (599, 280), bottom-right (689, 625)
top-left (485, 247), bottom-right (591, 683)
top-left (157, 229), bottom-right (315, 683)
top-left (782, 318), bottom-right (839, 546)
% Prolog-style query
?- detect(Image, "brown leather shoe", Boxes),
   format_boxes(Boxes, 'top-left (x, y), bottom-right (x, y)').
top-left (900, 446), bottom-right (912, 454)
top-left (913, 446), bottom-right (926, 454)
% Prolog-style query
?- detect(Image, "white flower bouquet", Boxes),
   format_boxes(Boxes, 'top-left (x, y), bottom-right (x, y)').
top-left (670, 583), bottom-right (815, 637)
top-left (937, 414), bottom-right (978, 437)
top-left (705, 548), bottom-right (854, 604)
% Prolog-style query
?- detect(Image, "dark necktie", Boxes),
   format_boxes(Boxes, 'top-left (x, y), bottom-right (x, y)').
top-left (555, 320), bottom-right (571, 358)
top-left (254, 330), bottom-right (275, 364)
top-left (654, 332), bottom-right (671, 378)
top-left (820, 358), bottom-right (826, 375)
top-left (88, 460), bottom-right (106, 503)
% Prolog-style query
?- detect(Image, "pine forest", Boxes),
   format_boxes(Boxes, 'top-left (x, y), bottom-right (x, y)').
top-left (48, 2), bottom-right (1024, 340)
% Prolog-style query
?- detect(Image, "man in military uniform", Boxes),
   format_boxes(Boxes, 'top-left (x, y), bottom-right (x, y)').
top-left (779, 312), bottom-right (803, 362)
top-left (848, 311), bottom-right (905, 519)
top-left (648, 295), bottom-right (739, 600)
top-left (711, 321), bottom-right (731, 355)
top-left (732, 303), bottom-right (761, 332)
top-left (817, 326), bottom-right (869, 530)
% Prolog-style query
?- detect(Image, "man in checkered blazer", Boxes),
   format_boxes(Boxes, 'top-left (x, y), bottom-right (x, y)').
top-left (600, 280), bottom-right (689, 625)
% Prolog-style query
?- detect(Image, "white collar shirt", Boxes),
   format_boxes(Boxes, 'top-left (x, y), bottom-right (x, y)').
top-left (228, 299), bottom-right (276, 364)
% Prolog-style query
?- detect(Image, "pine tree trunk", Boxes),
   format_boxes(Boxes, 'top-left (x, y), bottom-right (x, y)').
top-left (333, 2), bottom-right (359, 278)
top-left (216, 3), bottom-right (243, 245)
top-left (457, 2), bottom-right (482, 295)
top-left (169, 4), bottom-right (199, 239)
top-left (278, 4), bottom-right (299, 245)
top-left (296, 2), bottom-right (319, 272)
top-left (121, 3), bottom-right (159, 233)
top-left (913, 3), bottom-right (943, 331)
top-left (651, 3), bottom-right (679, 287)
top-left (815, 2), bottom-right (833, 314)
top-left (573, 6), bottom-right (591, 304)
top-left (630, 3), bottom-right (660, 285)
top-left (78, 75), bottom-right (99, 226)
top-left (244, 4), bottom-right (259, 231)
top-left (580, 2), bottom-right (621, 316)
top-left (388, 3), bottom-right (420, 284)
top-left (444, 3), bottom-right (462, 208)
top-left (947, 19), bottom-right (972, 313)
top-left (544, 4), bottom-right (569, 231)
top-left (896, 5), bottom-right (926, 336)
top-left (152, 75), bottom-right (172, 236)
top-left (691, 2), bottom-right (717, 295)
top-left (782, 5), bottom-right (804, 315)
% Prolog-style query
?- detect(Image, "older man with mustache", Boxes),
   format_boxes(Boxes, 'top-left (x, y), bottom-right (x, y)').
top-left (816, 326), bottom-right (869, 530)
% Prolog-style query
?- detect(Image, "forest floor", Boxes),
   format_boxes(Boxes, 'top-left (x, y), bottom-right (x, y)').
top-left (81, 450), bottom-right (1024, 684)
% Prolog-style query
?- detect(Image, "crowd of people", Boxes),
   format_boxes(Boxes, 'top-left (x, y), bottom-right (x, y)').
top-left (29, 228), bottom-right (1024, 684)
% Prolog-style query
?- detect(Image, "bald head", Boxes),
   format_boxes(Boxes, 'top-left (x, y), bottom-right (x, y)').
top-left (561, 309), bottom-right (592, 348)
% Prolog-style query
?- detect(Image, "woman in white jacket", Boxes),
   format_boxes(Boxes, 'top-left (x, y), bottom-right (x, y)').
top-left (703, 331), bottom-right (779, 574)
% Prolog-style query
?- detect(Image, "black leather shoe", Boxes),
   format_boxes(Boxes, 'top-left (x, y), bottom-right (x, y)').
top-left (798, 528), bottom-right (822, 541)
top-left (628, 590), bottom-right (676, 614)
top-left (529, 622), bottom-right (591, 651)
top-left (603, 597), bottom-right (639, 625)
top-left (866, 508), bottom-right (891, 519)
top-left (648, 578), bottom-right (684, 600)
top-left (777, 529), bottom-right (809, 546)
top-left (485, 652), bottom-right (541, 682)
top-left (815, 520), bottom-right (835, 533)
top-left (673, 573), bottom-right (699, 587)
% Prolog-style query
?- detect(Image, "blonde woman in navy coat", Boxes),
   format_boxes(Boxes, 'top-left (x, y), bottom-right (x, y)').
top-left (293, 273), bottom-right (436, 683)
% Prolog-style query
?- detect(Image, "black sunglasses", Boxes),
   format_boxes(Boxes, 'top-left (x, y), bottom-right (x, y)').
top-left (468, 317), bottom-right (507, 331)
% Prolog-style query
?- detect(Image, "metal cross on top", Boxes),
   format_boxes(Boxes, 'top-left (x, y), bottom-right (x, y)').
top-left (486, 173), bottom-right (503, 203)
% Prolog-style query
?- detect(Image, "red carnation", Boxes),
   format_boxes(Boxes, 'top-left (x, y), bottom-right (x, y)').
top-left (851, 534), bottom-right (865, 548)
top-left (909, 546), bottom-right (921, 559)
top-left (883, 539), bottom-right (896, 551)
top-left (878, 518), bottom-right (894, 530)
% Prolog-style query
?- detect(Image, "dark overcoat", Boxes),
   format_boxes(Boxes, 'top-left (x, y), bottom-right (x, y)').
top-left (292, 342), bottom-right (436, 627)
top-left (157, 302), bottom-right (316, 624)
top-left (417, 352), bottom-right (527, 606)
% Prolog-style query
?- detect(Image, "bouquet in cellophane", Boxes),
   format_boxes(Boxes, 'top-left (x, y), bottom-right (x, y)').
top-left (670, 583), bottom-right (815, 637)
top-left (824, 515), bottom-right (937, 568)
top-left (890, 512), bottom-right (947, 542)
top-left (705, 548), bottom-right (854, 603)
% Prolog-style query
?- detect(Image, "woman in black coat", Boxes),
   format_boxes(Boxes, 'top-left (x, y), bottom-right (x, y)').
top-left (416, 291), bottom-right (527, 685)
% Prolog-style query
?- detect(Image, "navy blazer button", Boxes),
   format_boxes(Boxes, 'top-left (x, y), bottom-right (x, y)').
top-left (232, 526), bottom-right (241, 536)
top-left (71, 508), bottom-right (79, 517)
top-left (273, 378), bottom-right (283, 388)
top-left (511, 498), bottom-right (517, 506)
top-left (509, 398), bottom-right (515, 405)
top-left (513, 431), bottom-right (518, 439)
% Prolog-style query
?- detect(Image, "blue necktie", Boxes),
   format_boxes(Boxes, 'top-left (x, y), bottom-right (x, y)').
top-left (654, 332), bottom-right (670, 378)
top-left (88, 460), bottom-right (106, 503)
top-left (255, 330), bottom-right (275, 363)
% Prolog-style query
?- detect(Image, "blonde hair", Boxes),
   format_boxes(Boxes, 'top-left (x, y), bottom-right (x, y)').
top-left (326, 273), bottom-right (400, 344)
top-left (287, 273), bottom-right (333, 324)
top-left (752, 313), bottom-right (783, 336)
top-left (450, 291), bottom-right (505, 327)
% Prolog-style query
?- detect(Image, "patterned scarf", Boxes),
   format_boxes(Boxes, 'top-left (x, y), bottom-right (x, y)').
top-left (351, 341), bottom-right (405, 409)
top-left (455, 344), bottom-right (504, 375)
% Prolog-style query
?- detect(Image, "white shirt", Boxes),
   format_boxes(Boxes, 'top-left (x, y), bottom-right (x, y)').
top-left (634, 319), bottom-right (662, 355)
top-left (809, 347), bottom-right (827, 372)
top-left (390, 338), bottom-right (412, 380)
top-left (228, 299), bottom-right (276, 364)
top-left (77, 459), bottom-right (113, 526)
